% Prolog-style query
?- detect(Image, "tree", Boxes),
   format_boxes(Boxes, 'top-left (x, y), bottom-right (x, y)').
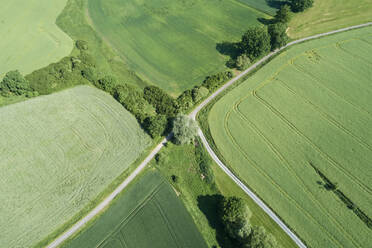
top-left (177, 89), bottom-right (194, 112)
top-left (275, 5), bottom-right (292, 23)
top-left (268, 22), bottom-right (289, 50)
top-left (240, 26), bottom-right (271, 60)
top-left (220, 196), bottom-right (252, 243)
top-left (290, 0), bottom-right (313, 12)
top-left (0, 70), bottom-right (37, 97)
top-left (249, 226), bottom-right (279, 248)
top-left (144, 86), bottom-right (179, 117)
top-left (96, 75), bottom-right (116, 95)
top-left (235, 54), bottom-right (251, 70)
top-left (192, 86), bottom-right (209, 103)
top-left (172, 115), bottom-right (198, 145)
top-left (143, 115), bottom-right (168, 138)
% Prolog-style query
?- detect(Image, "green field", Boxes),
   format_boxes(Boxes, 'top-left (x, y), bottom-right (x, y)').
top-left (87, 0), bottom-right (269, 95)
top-left (0, 0), bottom-right (72, 78)
top-left (0, 86), bottom-right (150, 248)
top-left (288, 0), bottom-right (372, 38)
top-left (64, 171), bottom-right (208, 248)
top-left (207, 26), bottom-right (372, 247)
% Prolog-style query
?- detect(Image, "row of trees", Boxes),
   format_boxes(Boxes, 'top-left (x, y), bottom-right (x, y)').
top-left (0, 70), bottom-right (38, 97)
top-left (220, 196), bottom-right (279, 248)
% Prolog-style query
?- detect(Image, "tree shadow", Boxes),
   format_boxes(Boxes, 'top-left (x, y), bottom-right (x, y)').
top-left (266, 0), bottom-right (288, 9)
top-left (216, 42), bottom-right (242, 68)
top-left (197, 194), bottom-right (237, 248)
top-left (257, 17), bottom-right (277, 25)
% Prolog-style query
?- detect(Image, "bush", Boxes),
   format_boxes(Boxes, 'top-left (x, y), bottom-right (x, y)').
top-left (75, 40), bottom-right (88, 50)
top-left (240, 26), bottom-right (271, 60)
top-left (144, 86), bottom-right (179, 117)
top-left (249, 226), bottom-right (279, 248)
top-left (202, 71), bottom-right (233, 91)
top-left (235, 54), bottom-right (251, 70)
top-left (143, 114), bottom-right (168, 138)
top-left (268, 22), bottom-right (289, 50)
top-left (96, 75), bottom-right (117, 94)
top-left (172, 115), bottom-right (198, 145)
top-left (275, 5), bottom-right (292, 23)
top-left (177, 89), bottom-right (194, 112)
top-left (290, 0), bottom-right (313, 12)
top-left (0, 70), bottom-right (37, 97)
top-left (192, 86), bottom-right (209, 103)
top-left (114, 84), bottom-right (149, 122)
top-left (220, 196), bottom-right (252, 243)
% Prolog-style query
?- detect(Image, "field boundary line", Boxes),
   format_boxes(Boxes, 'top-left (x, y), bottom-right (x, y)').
top-left (46, 22), bottom-right (372, 248)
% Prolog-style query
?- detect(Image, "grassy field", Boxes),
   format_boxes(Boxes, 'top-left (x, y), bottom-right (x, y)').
top-left (235, 0), bottom-right (280, 15)
top-left (206, 26), bottom-right (372, 248)
top-left (87, 0), bottom-right (269, 95)
top-left (63, 171), bottom-right (208, 248)
top-left (0, 0), bottom-right (72, 78)
top-left (288, 0), bottom-right (372, 38)
top-left (0, 86), bottom-right (150, 248)
top-left (152, 142), bottom-right (297, 248)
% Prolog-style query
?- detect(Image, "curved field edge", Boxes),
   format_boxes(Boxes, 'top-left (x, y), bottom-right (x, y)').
top-left (0, 86), bottom-right (151, 248)
top-left (205, 26), bottom-right (372, 248)
top-left (62, 170), bottom-right (208, 248)
top-left (0, 0), bottom-right (73, 78)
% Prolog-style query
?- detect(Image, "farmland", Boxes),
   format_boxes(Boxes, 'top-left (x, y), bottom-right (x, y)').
top-left (0, 86), bottom-right (150, 248)
top-left (288, 0), bottom-right (372, 38)
top-left (207, 26), bottom-right (372, 248)
top-left (87, 0), bottom-right (270, 95)
top-left (0, 0), bottom-right (72, 78)
top-left (64, 171), bottom-right (208, 248)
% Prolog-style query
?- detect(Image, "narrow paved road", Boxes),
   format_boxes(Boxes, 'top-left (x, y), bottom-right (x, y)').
top-left (47, 22), bottom-right (372, 248)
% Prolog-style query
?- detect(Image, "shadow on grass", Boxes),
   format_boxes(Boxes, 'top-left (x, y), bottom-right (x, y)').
top-left (266, 0), bottom-right (288, 9)
top-left (216, 42), bottom-right (242, 68)
top-left (197, 194), bottom-right (237, 248)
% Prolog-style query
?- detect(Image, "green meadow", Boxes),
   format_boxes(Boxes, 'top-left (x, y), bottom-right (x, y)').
top-left (0, 0), bottom-right (72, 78)
top-left (207, 26), bottom-right (372, 247)
top-left (87, 0), bottom-right (270, 95)
top-left (0, 86), bottom-right (150, 248)
top-left (64, 171), bottom-right (208, 248)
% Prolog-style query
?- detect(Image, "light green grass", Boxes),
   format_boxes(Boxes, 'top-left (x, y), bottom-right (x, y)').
top-left (153, 142), bottom-right (297, 248)
top-left (87, 0), bottom-right (269, 95)
top-left (288, 0), bottom-right (372, 38)
top-left (0, 0), bottom-right (73, 78)
top-left (207, 26), bottom-right (372, 248)
top-left (63, 171), bottom-right (208, 248)
top-left (0, 86), bottom-right (150, 248)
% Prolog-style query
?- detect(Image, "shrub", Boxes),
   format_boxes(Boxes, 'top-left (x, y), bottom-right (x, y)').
top-left (268, 22), bottom-right (289, 50)
top-left (144, 86), bottom-right (179, 117)
top-left (240, 26), bottom-right (271, 60)
top-left (275, 5), bottom-right (292, 23)
top-left (0, 70), bottom-right (37, 97)
top-left (143, 114), bottom-right (168, 138)
top-left (202, 71), bottom-right (233, 91)
top-left (235, 54), bottom-right (251, 70)
top-left (75, 40), bottom-right (88, 50)
top-left (96, 75), bottom-right (117, 94)
top-left (290, 0), bottom-right (313, 12)
top-left (192, 86), bottom-right (209, 103)
top-left (172, 115), bottom-right (198, 145)
top-left (249, 226), bottom-right (279, 248)
top-left (177, 89), bottom-right (194, 112)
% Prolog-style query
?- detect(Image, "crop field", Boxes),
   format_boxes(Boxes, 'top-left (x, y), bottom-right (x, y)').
top-left (207, 26), bottom-right (372, 248)
top-left (288, 0), bottom-right (372, 38)
top-left (0, 0), bottom-right (72, 78)
top-left (64, 171), bottom-right (208, 248)
top-left (87, 0), bottom-right (270, 95)
top-left (0, 86), bottom-right (150, 248)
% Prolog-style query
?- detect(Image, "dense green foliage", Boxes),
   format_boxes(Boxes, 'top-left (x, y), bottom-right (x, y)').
top-left (235, 54), bottom-right (251, 71)
top-left (144, 86), bottom-right (179, 117)
top-left (202, 71), bottom-right (233, 91)
top-left (275, 5), bottom-right (292, 23)
top-left (207, 26), bottom-right (372, 248)
top-left (249, 226), bottom-right (279, 248)
top-left (143, 115), bottom-right (168, 138)
top-left (268, 22), bottom-right (289, 50)
top-left (290, 0), bottom-right (314, 12)
top-left (0, 70), bottom-right (38, 97)
top-left (241, 26), bottom-right (271, 60)
top-left (0, 86), bottom-right (150, 248)
top-left (64, 171), bottom-right (208, 248)
top-left (192, 86), bottom-right (210, 103)
top-left (172, 115), bottom-right (198, 145)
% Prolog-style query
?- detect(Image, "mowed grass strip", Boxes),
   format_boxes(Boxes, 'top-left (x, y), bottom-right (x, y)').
top-left (0, 0), bottom-right (73, 78)
top-left (0, 86), bottom-right (150, 248)
top-left (63, 171), bottom-right (208, 248)
top-left (87, 0), bottom-right (269, 95)
top-left (207, 26), bottom-right (372, 248)
top-left (288, 0), bottom-right (372, 38)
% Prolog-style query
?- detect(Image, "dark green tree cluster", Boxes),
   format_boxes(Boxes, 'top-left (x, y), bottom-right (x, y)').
top-left (290, 0), bottom-right (314, 12)
top-left (202, 71), bottom-right (233, 91)
top-left (220, 196), bottom-right (280, 248)
top-left (143, 114), bottom-right (168, 138)
top-left (268, 22), bottom-right (289, 50)
top-left (144, 86), bottom-right (179, 117)
top-left (0, 70), bottom-right (38, 97)
top-left (240, 26), bottom-right (271, 60)
top-left (275, 4), bottom-right (292, 23)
